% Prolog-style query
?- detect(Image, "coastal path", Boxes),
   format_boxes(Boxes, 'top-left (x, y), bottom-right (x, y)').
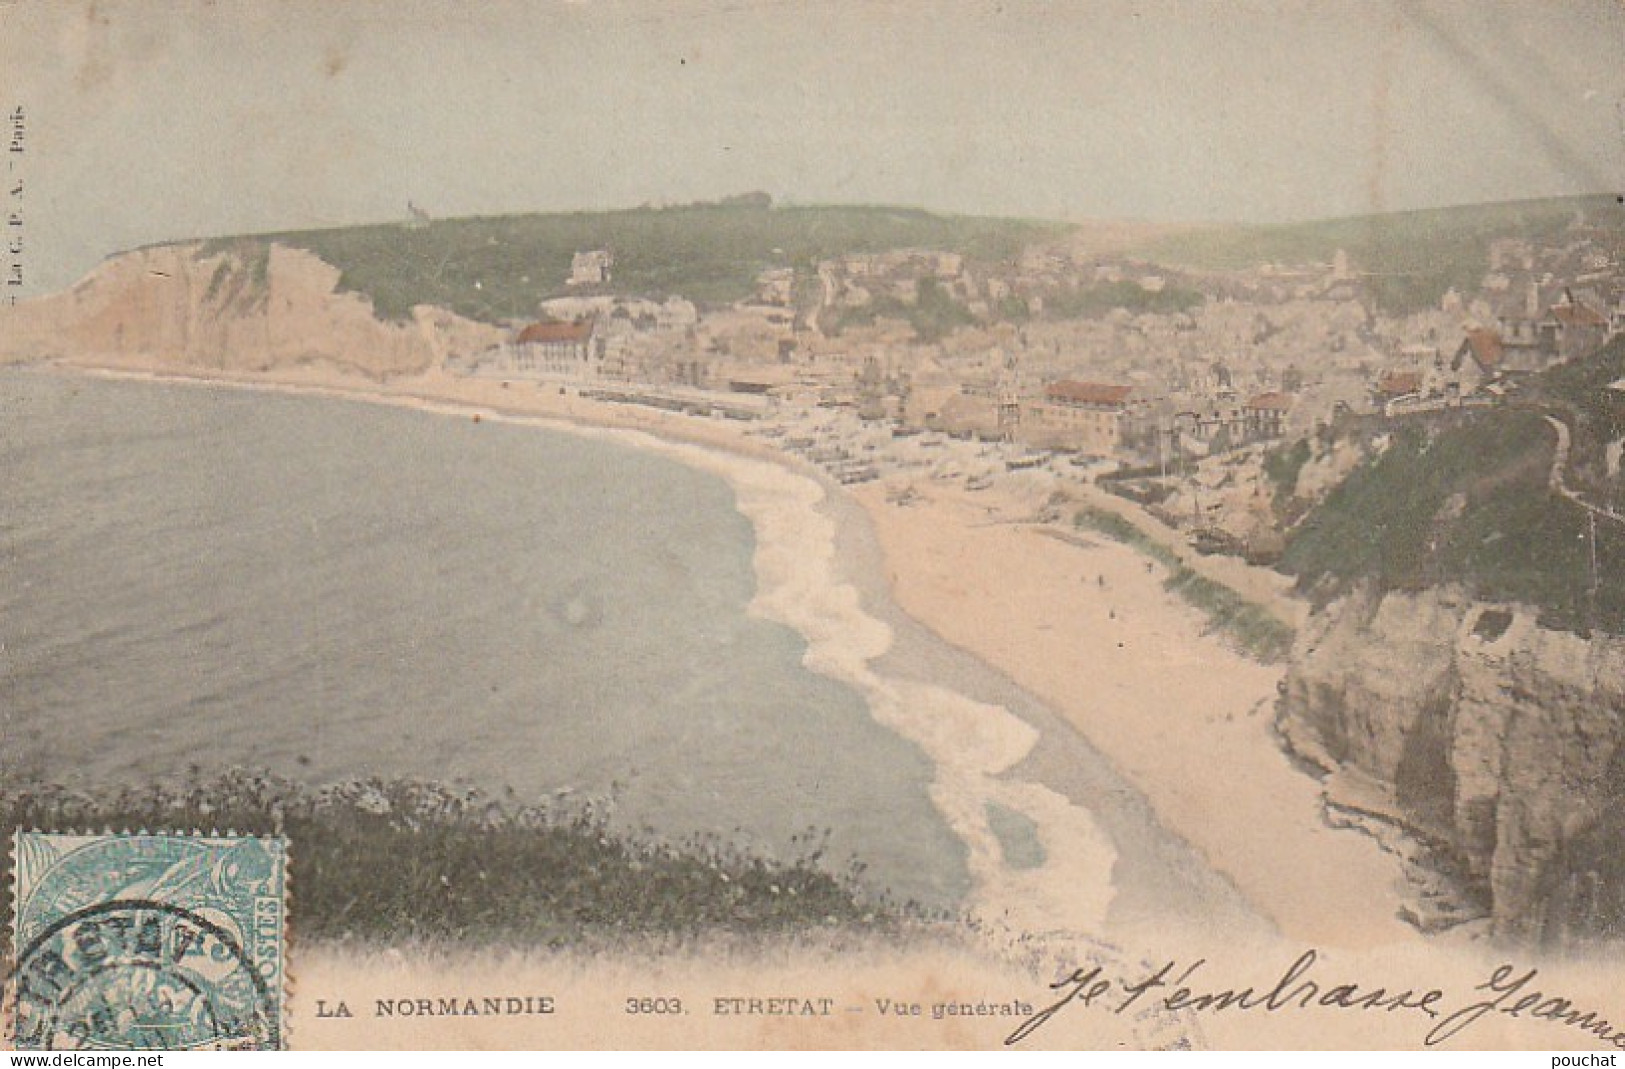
top-left (1543, 413), bottom-right (1625, 530)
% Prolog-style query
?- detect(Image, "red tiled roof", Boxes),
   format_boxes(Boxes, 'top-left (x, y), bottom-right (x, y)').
top-left (1461, 329), bottom-right (1503, 370)
top-left (1244, 392), bottom-right (1292, 411)
top-left (1045, 380), bottom-right (1133, 406)
top-left (516, 319), bottom-right (595, 345)
top-left (1549, 302), bottom-right (1606, 328)
top-left (1377, 371), bottom-right (1422, 397)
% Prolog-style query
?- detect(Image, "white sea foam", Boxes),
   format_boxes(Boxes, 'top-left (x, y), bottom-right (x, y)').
top-left (64, 369), bottom-right (1119, 933)
top-left (633, 434), bottom-right (1119, 935)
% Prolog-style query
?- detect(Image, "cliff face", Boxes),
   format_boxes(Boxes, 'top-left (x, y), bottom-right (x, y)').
top-left (0, 242), bottom-right (503, 377)
top-left (1280, 585), bottom-right (1625, 947)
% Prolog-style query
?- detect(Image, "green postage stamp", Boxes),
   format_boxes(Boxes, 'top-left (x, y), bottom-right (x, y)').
top-left (8, 832), bottom-right (288, 1050)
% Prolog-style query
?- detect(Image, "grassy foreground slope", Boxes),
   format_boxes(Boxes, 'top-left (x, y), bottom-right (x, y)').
top-left (1140, 195), bottom-right (1623, 315)
top-left (1, 773), bottom-right (913, 949)
top-left (197, 204), bottom-right (1062, 323)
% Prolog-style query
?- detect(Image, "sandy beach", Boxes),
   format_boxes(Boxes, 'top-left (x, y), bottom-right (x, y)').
top-left (28, 356), bottom-right (1625, 1051)
top-left (850, 478), bottom-right (1414, 948)
top-left (29, 354), bottom-right (1423, 956)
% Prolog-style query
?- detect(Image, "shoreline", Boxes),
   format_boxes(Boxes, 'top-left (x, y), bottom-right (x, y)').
top-left (27, 359), bottom-right (1139, 938)
top-left (851, 479), bottom-right (1418, 948)
top-left (21, 355), bottom-right (1416, 951)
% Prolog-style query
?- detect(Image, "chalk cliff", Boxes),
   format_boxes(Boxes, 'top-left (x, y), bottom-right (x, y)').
top-left (0, 241), bottom-right (503, 376)
top-left (1279, 585), bottom-right (1625, 948)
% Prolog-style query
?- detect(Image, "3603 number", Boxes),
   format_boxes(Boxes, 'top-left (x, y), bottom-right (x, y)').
top-left (625, 997), bottom-right (684, 1015)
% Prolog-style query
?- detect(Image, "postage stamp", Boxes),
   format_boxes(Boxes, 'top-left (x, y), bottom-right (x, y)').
top-left (8, 832), bottom-right (287, 1051)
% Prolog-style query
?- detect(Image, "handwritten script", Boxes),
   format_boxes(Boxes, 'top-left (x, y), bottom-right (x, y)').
top-left (1006, 949), bottom-right (1625, 1050)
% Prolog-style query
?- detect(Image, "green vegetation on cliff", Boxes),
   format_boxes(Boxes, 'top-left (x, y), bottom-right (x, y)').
top-left (1527, 334), bottom-right (1625, 497)
top-left (199, 204), bottom-right (1061, 324)
top-left (1042, 279), bottom-right (1205, 319)
top-left (0, 773), bottom-right (914, 949)
top-left (1282, 337), bottom-right (1625, 633)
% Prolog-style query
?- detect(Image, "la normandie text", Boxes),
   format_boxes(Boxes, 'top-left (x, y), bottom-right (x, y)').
top-left (314, 996), bottom-right (557, 1019)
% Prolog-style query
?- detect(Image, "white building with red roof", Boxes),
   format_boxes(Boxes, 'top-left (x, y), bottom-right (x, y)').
top-left (1243, 392), bottom-right (1293, 440)
top-left (1018, 380), bottom-right (1151, 459)
top-left (457, 318), bottom-right (604, 381)
top-left (1449, 328), bottom-right (1504, 395)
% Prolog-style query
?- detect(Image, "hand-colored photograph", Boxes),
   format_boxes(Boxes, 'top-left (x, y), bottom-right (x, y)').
top-left (1, 0), bottom-right (1622, 1051)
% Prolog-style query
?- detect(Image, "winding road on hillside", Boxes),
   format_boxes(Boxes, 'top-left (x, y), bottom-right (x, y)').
top-left (1543, 412), bottom-right (1625, 529)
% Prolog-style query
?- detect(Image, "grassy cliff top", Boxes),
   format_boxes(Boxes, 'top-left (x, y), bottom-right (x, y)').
top-left (173, 195), bottom-right (1625, 325)
top-left (192, 203), bottom-right (1065, 323)
top-left (1139, 195), bottom-right (1625, 315)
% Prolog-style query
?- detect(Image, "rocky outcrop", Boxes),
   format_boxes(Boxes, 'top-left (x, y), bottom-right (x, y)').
top-left (1280, 584), bottom-right (1625, 948)
top-left (0, 242), bottom-right (504, 377)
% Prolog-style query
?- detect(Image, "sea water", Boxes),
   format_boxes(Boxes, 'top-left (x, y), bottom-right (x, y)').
top-left (0, 370), bottom-right (967, 906)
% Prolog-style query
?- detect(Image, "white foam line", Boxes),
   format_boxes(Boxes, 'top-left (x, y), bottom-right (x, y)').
top-left (611, 428), bottom-right (1119, 936)
top-left (48, 367), bottom-right (1119, 935)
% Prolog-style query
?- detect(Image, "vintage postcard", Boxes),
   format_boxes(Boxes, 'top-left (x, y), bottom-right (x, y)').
top-left (2, 0), bottom-right (1624, 1052)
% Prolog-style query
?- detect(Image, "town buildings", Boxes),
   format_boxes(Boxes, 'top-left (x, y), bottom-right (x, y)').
top-left (1242, 392), bottom-right (1292, 441)
top-left (439, 205), bottom-right (1622, 491)
top-left (1019, 381), bottom-right (1147, 458)
top-left (456, 319), bottom-right (603, 381)
top-left (568, 249), bottom-right (613, 287)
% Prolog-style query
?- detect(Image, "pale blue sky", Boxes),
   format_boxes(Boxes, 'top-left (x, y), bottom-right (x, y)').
top-left (2, 0), bottom-right (1622, 292)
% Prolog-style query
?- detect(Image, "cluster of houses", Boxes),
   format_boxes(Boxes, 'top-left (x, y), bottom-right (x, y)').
top-left (903, 375), bottom-right (1297, 466)
top-left (1373, 288), bottom-right (1622, 415)
top-left (444, 241), bottom-right (1354, 467)
top-left (1368, 220), bottom-right (1625, 412)
top-left (444, 220), bottom-right (1625, 470)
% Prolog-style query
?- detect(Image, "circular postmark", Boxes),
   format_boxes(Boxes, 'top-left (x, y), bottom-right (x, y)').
top-left (11, 900), bottom-right (279, 1050)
